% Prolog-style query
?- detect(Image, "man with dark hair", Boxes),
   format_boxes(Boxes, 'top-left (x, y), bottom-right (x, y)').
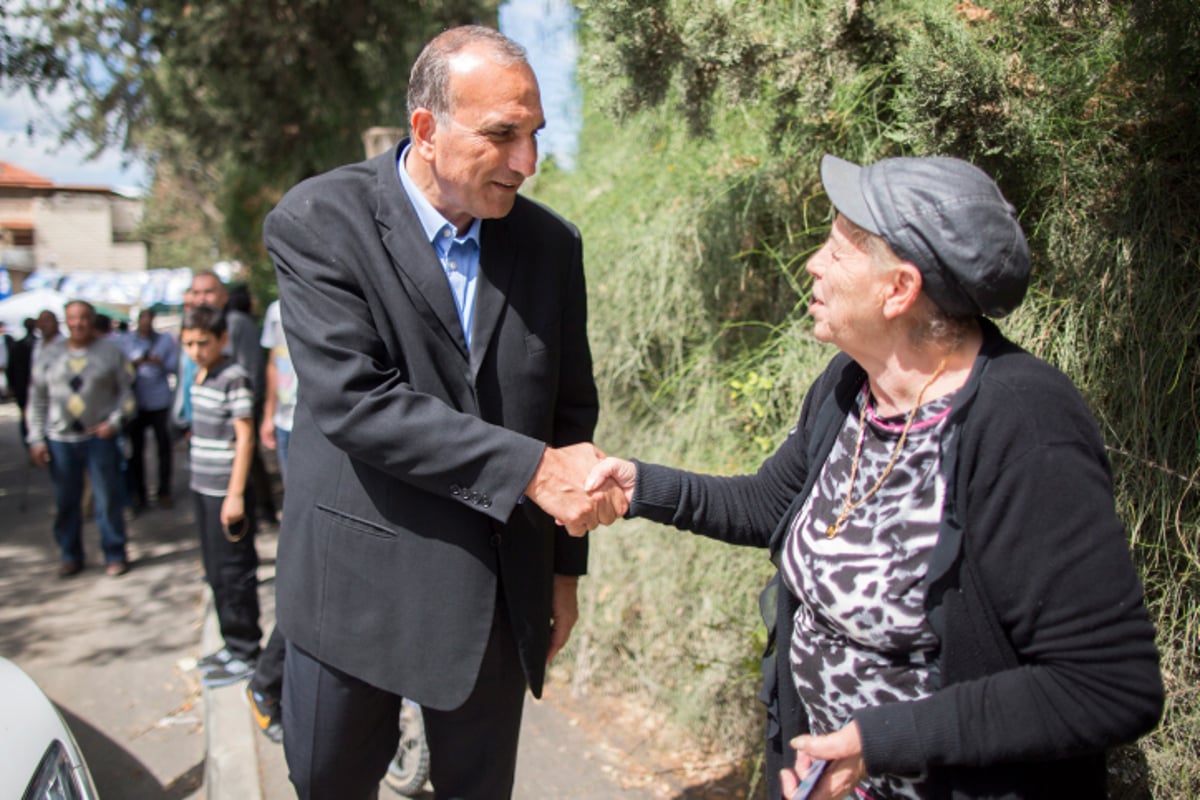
top-left (265, 24), bottom-right (621, 800)
top-left (28, 300), bottom-right (134, 577)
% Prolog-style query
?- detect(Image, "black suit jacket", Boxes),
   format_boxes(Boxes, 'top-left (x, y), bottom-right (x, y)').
top-left (263, 142), bottom-right (596, 710)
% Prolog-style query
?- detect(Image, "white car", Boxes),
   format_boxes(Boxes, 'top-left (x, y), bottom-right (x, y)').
top-left (0, 657), bottom-right (99, 799)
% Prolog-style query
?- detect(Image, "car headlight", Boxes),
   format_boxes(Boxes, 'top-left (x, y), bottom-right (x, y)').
top-left (23, 740), bottom-right (96, 800)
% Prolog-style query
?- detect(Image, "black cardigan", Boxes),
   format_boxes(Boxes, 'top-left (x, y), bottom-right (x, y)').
top-left (630, 320), bottom-right (1162, 799)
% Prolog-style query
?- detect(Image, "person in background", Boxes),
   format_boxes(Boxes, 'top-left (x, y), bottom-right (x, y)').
top-left (172, 286), bottom-right (199, 436)
top-left (587, 154), bottom-right (1163, 799)
top-left (7, 315), bottom-right (55, 447)
top-left (264, 24), bottom-right (621, 799)
top-left (93, 313), bottom-right (113, 337)
top-left (182, 304), bottom-right (262, 688)
top-left (27, 300), bottom-right (134, 577)
top-left (0, 321), bottom-right (11, 400)
top-left (244, 297), bottom-right (296, 743)
top-left (6, 317), bottom-right (38, 445)
top-left (189, 271), bottom-right (277, 523)
top-left (121, 308), bottom-right (180, 510)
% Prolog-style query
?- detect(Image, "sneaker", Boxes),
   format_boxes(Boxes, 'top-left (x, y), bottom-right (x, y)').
top-left (57, 561), bottom-right (84, 578)
top-left (195, 647), bottom-right (233, 673)
top-left (201, 657), bottom-right (255, 688)
top-left (246, 686), bottom-right (283, 743)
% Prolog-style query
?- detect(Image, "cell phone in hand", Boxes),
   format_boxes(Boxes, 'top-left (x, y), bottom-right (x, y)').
top-left (790, 758), bottom-right (829, 800)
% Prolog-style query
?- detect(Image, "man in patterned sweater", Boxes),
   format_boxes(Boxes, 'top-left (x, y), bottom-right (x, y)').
top-left (28, 300), bottom-right (135, 577)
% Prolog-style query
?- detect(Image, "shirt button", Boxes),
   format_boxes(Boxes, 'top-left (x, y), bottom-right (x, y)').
top-left (490, 533), bottom-right (502, 547)
top-left (448, 261), bottom-right (457, 271)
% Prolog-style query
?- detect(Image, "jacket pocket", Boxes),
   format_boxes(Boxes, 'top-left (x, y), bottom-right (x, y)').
top-left (315, 504), bottom-right (397, 539)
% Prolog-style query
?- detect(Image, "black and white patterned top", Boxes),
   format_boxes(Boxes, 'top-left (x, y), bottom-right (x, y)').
top-left (780, 384), bottom-right (955, 800)
top-left (189, 359), bottom-right (254, 497)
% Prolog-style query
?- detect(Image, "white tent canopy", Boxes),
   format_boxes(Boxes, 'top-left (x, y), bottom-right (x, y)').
top-left (24, 267), bottom-right (196, 308)
top-left (0, 287), bottom-right (68, 332)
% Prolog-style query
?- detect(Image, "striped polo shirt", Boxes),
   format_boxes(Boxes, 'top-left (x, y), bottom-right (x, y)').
top-left (189, 359), bottom-right (254, 497)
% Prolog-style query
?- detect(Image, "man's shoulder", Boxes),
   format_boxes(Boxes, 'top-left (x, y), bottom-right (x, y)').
top-left (209, 360), bottom-right (252, 386)
top-left (226, 309), bottom-right (255, 330)
top-left (92, 337), bottom-right (127, 359)
top-left (508, 194), bottom-right (577, 232)
top-left (271, 151), bottom-right (387, 221)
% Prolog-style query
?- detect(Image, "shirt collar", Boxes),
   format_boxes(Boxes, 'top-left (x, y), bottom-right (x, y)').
top-left (398, 144), bottom-right (482, 247)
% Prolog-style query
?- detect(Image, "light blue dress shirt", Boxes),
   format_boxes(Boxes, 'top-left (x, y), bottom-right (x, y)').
top-left (398, 146), bottom-right (482, 352)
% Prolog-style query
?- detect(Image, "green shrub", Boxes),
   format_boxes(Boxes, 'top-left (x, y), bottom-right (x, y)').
top-left (533, 0), bottom-right (1200, 794)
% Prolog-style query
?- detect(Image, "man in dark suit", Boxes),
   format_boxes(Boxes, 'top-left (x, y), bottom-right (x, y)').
top-left (263, 25), bottom-right (621, 800)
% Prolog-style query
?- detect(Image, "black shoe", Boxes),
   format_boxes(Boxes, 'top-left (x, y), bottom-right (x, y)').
top-left (246, 686), bottom-right (283, 743)
top-left (58, 561), bottom-right (84, 578)
top-left (195, 647), bottom-right (233, 673)
top-left (201, 657), bottom-right (255, 688)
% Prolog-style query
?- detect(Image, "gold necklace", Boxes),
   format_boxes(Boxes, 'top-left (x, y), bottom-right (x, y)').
top-left (825, 360), bottom-right (947, 539)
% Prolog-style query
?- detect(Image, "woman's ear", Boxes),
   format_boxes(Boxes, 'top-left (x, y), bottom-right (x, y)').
top-left (882, 262), bottom-right (923, 320)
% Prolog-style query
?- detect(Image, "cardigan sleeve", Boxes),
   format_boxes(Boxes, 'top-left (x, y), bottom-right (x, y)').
top-left (628, 429), bottom-right (808, 549)
top-left (626, 355), bottom-right (857, 548)
top-left (853, 360), bottom-right (1163, 776)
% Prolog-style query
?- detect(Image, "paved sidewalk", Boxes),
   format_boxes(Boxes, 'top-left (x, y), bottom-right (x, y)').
top-left (201, 536), bottom-right (667, 799)
top-left (1, 400), bottom-right (702, 799)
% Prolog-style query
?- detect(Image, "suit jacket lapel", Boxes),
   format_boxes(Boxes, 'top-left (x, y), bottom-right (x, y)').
top-left (470, 217), bottom-right (516, 379)
top-left (375, 143), bottom-right (470, 361)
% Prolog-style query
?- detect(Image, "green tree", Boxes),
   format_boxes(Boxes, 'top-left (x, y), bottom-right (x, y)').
top-left (5, 0), bottom-right (499, 280)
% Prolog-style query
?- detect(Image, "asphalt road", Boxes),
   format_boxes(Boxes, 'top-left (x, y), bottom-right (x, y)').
top-left (0, 400), bottom-right (677, 799)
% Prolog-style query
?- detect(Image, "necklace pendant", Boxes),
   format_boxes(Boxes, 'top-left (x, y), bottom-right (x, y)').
top-left (825, 523), bottom-right (839, 539)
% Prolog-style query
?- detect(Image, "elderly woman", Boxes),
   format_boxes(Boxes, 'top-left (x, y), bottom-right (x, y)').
top-left (587, 155), bottom-right (1163, 799)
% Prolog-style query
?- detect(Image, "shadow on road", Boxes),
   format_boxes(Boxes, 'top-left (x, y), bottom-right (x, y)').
top-left (59, 705), bottom-right (204, 799)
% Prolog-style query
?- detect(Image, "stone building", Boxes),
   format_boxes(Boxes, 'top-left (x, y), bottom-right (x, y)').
top-left (0, 162), bottom-right (147, 292)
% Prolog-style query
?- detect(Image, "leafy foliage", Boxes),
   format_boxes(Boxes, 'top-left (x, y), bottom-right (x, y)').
top-left (4, 0), bottom-right (499, 274)
top-left (533, 0), bottom-right (1200, 794)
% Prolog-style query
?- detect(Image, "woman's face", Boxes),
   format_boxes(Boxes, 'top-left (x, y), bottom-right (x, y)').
top-left (805, 215), bottom-right (889, 351)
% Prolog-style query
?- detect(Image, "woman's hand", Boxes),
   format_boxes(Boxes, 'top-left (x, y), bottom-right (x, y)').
top-left (583, 456), bottom-right (637, 510)
top-left (780, 721), bottom-right (867, 800)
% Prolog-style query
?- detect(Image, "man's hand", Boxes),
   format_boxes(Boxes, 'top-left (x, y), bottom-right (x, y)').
top-left (260, 418), bottom-right (277, 450)
top-left (546, 575), bottom-right (579, 665)
top-left (220, 492), bottom-right (246, 528)
top-left (525, 442), bottom-right (622, 536)
top-left (780, 722), bottom-right (867, 800)
top-left (29, 443), bottom-right (51, 467)
top-left (88, 421), bottom-right (118, 440)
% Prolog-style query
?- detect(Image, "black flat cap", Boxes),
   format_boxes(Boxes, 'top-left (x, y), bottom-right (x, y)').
top-left (820, 154), bottom-right (1031, 318)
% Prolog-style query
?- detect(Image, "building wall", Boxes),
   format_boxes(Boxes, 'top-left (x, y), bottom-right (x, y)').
top-left (32, 192), bottom-right (147, 272)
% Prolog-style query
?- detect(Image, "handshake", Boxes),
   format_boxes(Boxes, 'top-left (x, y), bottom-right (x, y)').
top-left (524, 442), bottom-right (637, 537)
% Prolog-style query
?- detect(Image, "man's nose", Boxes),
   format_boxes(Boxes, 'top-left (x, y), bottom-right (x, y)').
top-left (511, 137), bottom-right (538, 177)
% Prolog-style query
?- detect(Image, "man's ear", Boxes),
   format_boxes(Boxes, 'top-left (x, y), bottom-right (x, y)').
top-left (410, 108), bottom-right (438, 160)
top-left (882, 262), bottom-right (923, 320)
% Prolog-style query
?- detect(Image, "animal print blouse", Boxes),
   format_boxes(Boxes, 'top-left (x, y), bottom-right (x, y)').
top-left (780, 385), bottom-right (956, 800)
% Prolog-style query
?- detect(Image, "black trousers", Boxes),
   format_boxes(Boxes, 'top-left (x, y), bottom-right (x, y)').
top-left (127, 406), bottom-right (173, 504)
top-left (193, 490), bottom-right (261, 661)
top-left (250, 626), bottom-right (286, 699)
top-left (283, 595), bottom-right (526, 800)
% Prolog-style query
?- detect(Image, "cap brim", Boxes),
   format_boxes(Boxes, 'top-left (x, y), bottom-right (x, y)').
top-left (820, 154), bottom-right (880, 236)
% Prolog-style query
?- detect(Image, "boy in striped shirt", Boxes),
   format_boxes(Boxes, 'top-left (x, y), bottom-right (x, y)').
top-left (182, 304), bottom-right (262, 687)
